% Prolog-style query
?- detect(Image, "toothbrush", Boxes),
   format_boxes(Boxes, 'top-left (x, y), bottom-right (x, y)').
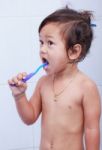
top-left (10, 62), bottom-right (48, 86)
top-left (22, 62), bottom-right (48, 82)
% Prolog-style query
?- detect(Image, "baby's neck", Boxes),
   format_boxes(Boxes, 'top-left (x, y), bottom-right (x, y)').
top-left (54, 63), bottom-right (78, 80)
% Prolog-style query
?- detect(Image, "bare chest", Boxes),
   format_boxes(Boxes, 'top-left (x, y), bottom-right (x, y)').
top-left (41, 84), bottom-right (84, 134)
top-left (41, 84), bottom-right (83, 116)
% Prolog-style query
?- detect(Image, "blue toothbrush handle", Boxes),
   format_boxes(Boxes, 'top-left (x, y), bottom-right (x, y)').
top-left (22, 72), bottom-right (36, 82)
top-left (22, 62), bottom-right (48, 82)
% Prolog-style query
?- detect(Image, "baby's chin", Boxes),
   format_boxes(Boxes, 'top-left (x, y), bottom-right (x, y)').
top-left (44, 66), bottom-right (55, 76)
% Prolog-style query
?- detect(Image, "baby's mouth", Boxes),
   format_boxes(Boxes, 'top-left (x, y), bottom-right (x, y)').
top-left (42, 58), bottom-right (49, 69)
top-left (42, 58), bottom-right (49, 65)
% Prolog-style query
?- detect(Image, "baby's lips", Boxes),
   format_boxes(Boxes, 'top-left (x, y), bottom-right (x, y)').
top-left (41, 57), bottom-right (49, 64)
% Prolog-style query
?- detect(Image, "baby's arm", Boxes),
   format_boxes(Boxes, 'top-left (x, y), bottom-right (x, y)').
top-left (8, 73), bottom-right (44, 125)
top-left (83, 81), bottom-right (101, 150)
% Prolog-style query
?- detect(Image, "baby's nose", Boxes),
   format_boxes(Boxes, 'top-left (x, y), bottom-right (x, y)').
top-left (40, 47), bottom-right (47, 54)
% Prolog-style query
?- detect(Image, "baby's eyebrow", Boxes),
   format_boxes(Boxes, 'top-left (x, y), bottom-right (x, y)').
top-left (45, 35), bottom-right (53, 38)
top-left (39, 34), bottom-right (54, 42)
top-left (39, 34), bottom-right (53, 38)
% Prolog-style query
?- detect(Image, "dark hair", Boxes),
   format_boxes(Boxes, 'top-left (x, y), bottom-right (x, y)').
top-left (39, 7), bottom-right (93, 62)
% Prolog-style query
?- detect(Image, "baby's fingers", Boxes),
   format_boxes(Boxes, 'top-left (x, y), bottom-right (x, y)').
top-left (16, 72), bottom-right (27, 86)
top-left (8, 79), bottom-right (15, 86)
top-left (8, 72), bottom-right (27, 86)
top-left (8, 76), bottom-right (19, 86)
top-left (8, 73), bottom-right (27, 96)
top-left (17, 72), bottom-right (27, 80)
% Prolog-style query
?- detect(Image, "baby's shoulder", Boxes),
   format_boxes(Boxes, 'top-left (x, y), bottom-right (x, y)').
top-left (79, 71), bottom-right (98, 92)
top-left (79, 72), bottom-right (100, 108)
top-left (37, 74), bottom-right (52, 87)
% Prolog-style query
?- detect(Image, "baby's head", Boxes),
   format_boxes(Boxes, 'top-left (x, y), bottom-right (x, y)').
top-left (39, 7), bottom-right (93, 63)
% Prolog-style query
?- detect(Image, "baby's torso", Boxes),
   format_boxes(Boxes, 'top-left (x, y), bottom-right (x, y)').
top-left (40, 75), bottom-right (84, 150)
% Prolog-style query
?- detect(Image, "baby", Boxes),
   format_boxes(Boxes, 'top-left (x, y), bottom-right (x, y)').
top-left (8, 6), bottom-right (101, 150)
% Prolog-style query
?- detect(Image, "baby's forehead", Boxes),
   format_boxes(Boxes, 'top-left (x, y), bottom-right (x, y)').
top-left (40, 23), bottom-right (60, 32)
top-left (39, 22), bottom-right (71, 37)
top-left (39, 23), bottom-right (63, 37)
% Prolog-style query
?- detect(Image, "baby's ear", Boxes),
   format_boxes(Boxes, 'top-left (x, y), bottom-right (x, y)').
top-left (68, 44), bottom-right (82, 61)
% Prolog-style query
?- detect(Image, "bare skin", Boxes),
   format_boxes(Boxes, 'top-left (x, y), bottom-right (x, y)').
top-left (8, 69), bottom-right (100, 150)
top-left (39, 72), bottom-right (84, 150)
top-left (38, 70), bottom-right (100, 150)
top-left (8, 23), bottom-right (101, 150)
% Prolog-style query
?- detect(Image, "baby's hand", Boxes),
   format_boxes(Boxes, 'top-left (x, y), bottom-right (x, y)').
top-left (8, 72), bottom-right (27, 99)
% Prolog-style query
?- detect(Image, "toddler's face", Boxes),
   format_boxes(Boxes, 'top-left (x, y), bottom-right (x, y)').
top-left (39, 23), bottom-right (70, 75)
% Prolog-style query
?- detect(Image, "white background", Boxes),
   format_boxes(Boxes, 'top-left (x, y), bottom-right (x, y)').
top-left (0, 0), bottom-right (101, 150)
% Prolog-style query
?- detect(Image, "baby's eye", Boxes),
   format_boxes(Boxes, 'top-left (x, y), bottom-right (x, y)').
top-left (39, 40), bottom-right (44, 46)
top-left (48, 40), bottom-right (54, 46)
